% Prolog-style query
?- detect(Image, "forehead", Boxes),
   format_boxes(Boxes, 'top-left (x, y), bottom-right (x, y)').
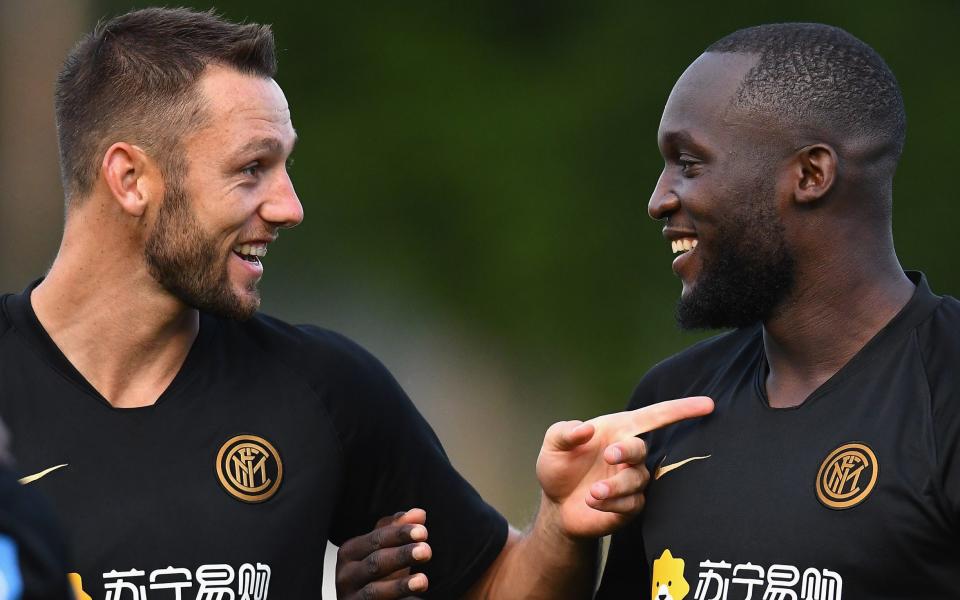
top-left (190, 65), bottom-right (295, 153)
top-left (658, 52), bottom-right (760, 148)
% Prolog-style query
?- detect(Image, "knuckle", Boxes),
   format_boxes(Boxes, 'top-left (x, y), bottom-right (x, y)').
top-left (364, 552), bottom-right (383, 577)
top-left (370, 529), bottom-right (385, 550)
top-left (636, 437), bottom-right (647, 456)
top-left (358, 585), bottom-right (378, 600)
top-left (634, 493), bottom-right (646, 512)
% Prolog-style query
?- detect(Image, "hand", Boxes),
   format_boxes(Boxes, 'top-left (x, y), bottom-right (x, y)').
top-left (335, 508), bottom-right (432, 600)
top-left (536, 396), bottom-right (714, 538)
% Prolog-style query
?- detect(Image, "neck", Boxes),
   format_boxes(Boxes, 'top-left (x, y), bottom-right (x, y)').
top-left (761, 250), bottom-right (914, 409)
top-left (31, 214), bottom-right (199, 409)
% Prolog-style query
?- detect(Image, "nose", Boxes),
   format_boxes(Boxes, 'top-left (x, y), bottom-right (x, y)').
top-left (648, 169), bottom-right (680, 221)
top-left (260, 169), bottom-right (304, 229)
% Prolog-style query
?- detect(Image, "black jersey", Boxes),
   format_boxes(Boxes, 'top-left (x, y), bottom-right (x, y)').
top-left (597, 273), bottom-right (960, 600)
top-left (0, 285), bottom-right (507, 599)
top-left (0, 464), bottom-right (73, 599)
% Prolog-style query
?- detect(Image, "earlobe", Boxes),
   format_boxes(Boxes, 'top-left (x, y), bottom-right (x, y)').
top-left (102, 143), bottom-right (153, 217)
top-left (793, 144), bottom-right (838, 205)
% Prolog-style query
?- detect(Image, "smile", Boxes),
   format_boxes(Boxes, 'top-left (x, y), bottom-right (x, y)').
top-left (671, 238), bottom-right (698, 254)
top-left (233, 243), bottom-right (268, 263)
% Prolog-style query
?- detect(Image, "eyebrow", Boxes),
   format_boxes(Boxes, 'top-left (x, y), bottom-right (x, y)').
top-left (660, 130), bottom-right (700, 148)
top-left (237, 133), bottom-right (298, 157)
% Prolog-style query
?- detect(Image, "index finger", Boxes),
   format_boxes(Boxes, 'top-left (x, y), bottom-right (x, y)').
top-left (625, 396), bottom-right (714, 436)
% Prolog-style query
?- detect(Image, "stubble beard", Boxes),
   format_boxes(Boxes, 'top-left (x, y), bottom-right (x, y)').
top-left (144, 176), bottom-right (260, 321)
top-left (675, 195), bottom-right (796, 331)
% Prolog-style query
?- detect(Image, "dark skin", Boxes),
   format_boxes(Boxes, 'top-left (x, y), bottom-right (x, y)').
top-left (649, 51), bottom-right (915, 408)
top-left (333, 51), bottom-right (916, 597)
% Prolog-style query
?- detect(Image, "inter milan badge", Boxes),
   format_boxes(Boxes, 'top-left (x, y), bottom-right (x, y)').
top-left (216, 434), bottom-right (284, 503)
top-left (816, 442), bottom-right (878, 510)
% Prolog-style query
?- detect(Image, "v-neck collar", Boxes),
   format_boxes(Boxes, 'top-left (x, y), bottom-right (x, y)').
top-left (3, 279), bottom-right (216, 411)
top-left (753, 271), bottom-right (941, 411)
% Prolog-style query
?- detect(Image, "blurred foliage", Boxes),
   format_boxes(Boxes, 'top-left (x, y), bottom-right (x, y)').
top-left (97, 0), bottom-right (960, 414)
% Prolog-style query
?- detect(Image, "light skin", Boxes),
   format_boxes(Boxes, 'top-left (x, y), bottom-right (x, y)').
top-left (31, 65), bottom-right (303, 408)
top-left (649, 51), bottom-right (914, 408)
top-left (33, 62), bottom-right (715, 598)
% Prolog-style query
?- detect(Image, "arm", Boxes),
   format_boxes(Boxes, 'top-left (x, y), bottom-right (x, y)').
top-left (335, 396), bottom-right (714, 599)
top-left (464, 396), bottom-right (714, 599)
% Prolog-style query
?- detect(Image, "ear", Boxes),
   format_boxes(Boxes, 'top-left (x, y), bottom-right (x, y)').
top-left (101, 143), bottom-right (158, 217)
top-left (791, 144), bottom-right (838, 205)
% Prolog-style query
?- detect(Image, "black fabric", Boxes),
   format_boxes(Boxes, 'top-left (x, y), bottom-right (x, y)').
top-left (0, 466), bottom-right (73, 599)
top-left (0, 285), bottom-right (507, 599)
top-left (597, 272), bottom-right (960, 600)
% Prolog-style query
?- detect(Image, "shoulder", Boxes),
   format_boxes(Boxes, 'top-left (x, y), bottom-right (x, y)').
top-left (628, 326), bottom-right (761, 409)
top-left (229, 312), bottom-right (392, 387)
top-left (914, 295), bottom-right (960, 400)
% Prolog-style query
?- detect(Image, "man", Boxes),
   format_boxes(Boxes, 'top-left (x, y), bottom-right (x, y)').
top-left (0, 8), bottom-right (711, 599)
top-left (594, 23), bottom-right (960, 599)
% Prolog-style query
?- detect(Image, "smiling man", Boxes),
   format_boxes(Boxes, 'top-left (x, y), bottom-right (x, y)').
top-left (0, 7), bottom-right (713, 599)
top-left (595, 23), bottom-right (960, 599)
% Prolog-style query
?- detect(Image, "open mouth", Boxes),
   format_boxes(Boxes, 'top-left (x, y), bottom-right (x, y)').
top-left (233, 243), bottom-right (267, 265)
top-left (671, 237), bottom-right (698, 255)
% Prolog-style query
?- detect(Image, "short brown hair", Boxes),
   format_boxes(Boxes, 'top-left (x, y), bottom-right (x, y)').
top-left (54, 7), bottom-right (277, 203)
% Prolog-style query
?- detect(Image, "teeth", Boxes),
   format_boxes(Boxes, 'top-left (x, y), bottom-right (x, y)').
top-left (233, 243), bottom-right (268, 258)
top-left (671, 238), bottom-right (698, 255)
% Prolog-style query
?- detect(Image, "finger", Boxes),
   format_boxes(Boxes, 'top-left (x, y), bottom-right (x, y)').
top-left (338, 522), bottom-right (429, 562)
top-left (375, 512), bottom-right (406, 529)
top-left (589, 465), bottom-right (649, 501)
top-left (627, 396), bottom-right (714, 436)
top-left (545, 420), bottom-right (596, 452)
top-left (337, 542), bottom-right (432, 591)
top-left (604, 437), bottom-right (647, 466)
top-left (344, 572), bottom-right (429, 600)
top-left (375, 507), bottom-right (427, 530)
top-left (585, 490), bottom-right (646, 515)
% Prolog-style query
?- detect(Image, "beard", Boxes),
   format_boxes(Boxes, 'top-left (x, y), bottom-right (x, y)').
top-left (675, 197), bottom-right (795, 331)
top-left (144, 176), bottom-right (259, 321)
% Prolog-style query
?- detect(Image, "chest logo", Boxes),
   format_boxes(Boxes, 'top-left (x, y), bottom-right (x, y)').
top-left (216, 434), bottom-right (283, 503)
top-left (651, 549), bottom-right (689, 600)
top-left (816, 442), bottom-right (878, 510)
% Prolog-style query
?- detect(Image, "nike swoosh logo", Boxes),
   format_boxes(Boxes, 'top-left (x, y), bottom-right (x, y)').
top-left (19, 464), bottom-right (68, 485)
top-left (654, 455), bottom-right (711, 480)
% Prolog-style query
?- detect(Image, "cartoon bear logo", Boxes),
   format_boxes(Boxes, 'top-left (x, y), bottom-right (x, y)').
top-left (651, 549), bottom-right (689, 600)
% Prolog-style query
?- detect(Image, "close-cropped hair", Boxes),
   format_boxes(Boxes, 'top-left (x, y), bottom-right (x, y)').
top-left (54, 7), bottom-right (277, 204)
top-left (706, 23), bottom-right (906, 159)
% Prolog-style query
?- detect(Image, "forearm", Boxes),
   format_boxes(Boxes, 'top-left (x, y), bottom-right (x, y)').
top-left (465, 494), bottom-right (599, 600)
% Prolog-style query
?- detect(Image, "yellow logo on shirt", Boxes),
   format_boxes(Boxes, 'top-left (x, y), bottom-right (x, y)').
top-left (69, 572), bottom-right (92, 600)
top-left (816, 442), bottom-right (878, 510)
top-left (216, 434), bottom-right (283, 503)
top-left (651, 549), bottom-right (689, 600)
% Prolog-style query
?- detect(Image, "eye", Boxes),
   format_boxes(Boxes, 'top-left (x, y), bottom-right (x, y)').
top-left (669, 580), bottom-right (673, 586)
top-left (678, 155), bottom-right (701, 177)
top-left (241, 162), bottom-right (260, 177)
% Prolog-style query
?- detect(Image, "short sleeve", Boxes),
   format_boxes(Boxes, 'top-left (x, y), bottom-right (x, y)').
top-left (918, 300), bottom-right (960, 527)
top-left (302, 328), bottom-right (508, 599)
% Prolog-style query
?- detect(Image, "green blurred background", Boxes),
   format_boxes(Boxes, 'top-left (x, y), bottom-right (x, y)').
top-left (2, 0), bottom-right (958, 580)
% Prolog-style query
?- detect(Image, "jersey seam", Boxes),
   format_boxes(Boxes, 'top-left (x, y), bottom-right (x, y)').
top-left (913, 315), bottom-right (960, 533)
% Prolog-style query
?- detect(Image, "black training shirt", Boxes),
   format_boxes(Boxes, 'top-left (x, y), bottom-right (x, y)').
top-left (0, 284), bottom-right (508, 599)
top-left (597, 272), bottom-right (960, 600)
